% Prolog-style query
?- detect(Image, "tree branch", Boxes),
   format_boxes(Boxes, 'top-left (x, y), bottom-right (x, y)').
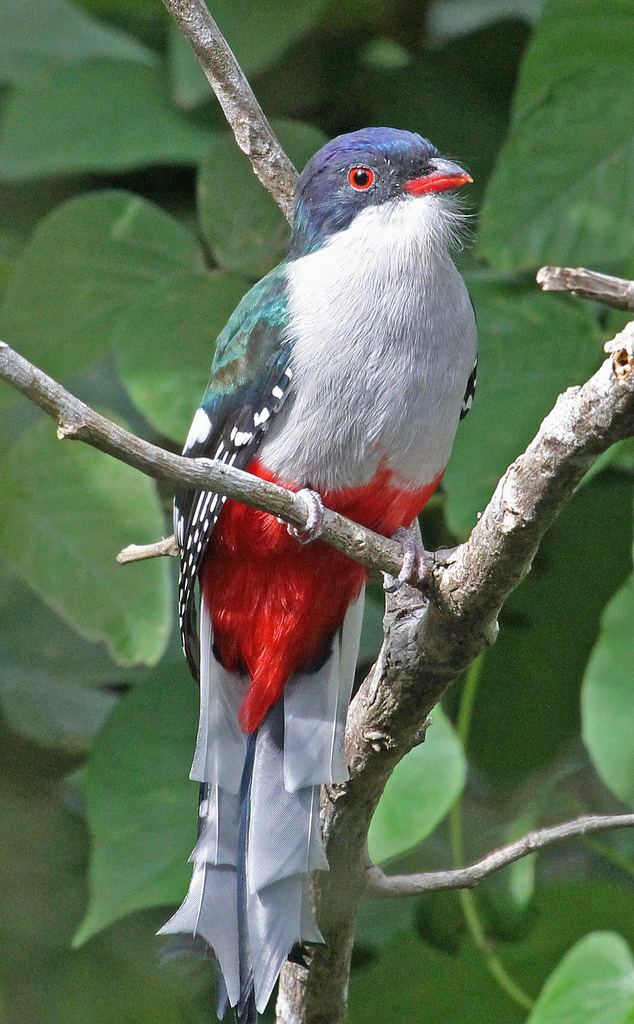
top-left (366, 814), bottom-right (634, 897)
top-left (537, 265), bottom-right (634, 311)
top-left (0, 341), bottom-right (409, 582)
top-left (160, 0), bottom-right (297, 219)
top-left (277, 317), bottom-right (634, 1023)
top-left (117, 535), bottom-right (178, 564)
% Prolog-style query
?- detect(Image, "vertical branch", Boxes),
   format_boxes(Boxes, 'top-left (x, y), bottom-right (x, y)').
top-left (160, 0), bottom-right (298, 219)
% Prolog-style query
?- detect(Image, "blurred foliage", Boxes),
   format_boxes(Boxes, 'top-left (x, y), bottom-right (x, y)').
top-left (0, 0), bottom-right (632, 1022)
top-left (368, 707), bottom-right (466, 863)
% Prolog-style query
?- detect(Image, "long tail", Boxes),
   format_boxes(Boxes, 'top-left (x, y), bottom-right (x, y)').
top-left (160, 589), bottom-right (365, 1019)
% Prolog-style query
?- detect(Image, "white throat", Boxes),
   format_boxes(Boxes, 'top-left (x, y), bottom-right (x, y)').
top-left (259, 195), bottom-right (477, 492)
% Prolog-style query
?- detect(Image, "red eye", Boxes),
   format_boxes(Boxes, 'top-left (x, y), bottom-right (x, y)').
top-left (348, 166), bottom-right (375, 191)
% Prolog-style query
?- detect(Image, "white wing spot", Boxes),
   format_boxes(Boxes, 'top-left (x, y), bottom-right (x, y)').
top-left (253, 407), bottom-right (271, 427)
top-left (184, 407), bottom-right (212, 450)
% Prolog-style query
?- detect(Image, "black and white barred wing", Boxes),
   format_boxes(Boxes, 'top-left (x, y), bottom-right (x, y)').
top-left (460, 355), bottom-right (477, 420)
top-left (175, 346), bottom-right (294, 676)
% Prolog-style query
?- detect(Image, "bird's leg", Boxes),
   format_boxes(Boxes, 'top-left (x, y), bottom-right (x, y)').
top-left (287, 488), bottom-right (326, 544)
top-left (383, 526), bottom-right (432, 592)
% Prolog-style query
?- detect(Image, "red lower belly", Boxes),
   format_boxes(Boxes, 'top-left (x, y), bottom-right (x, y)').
top-left (201, 459), bottom-right (441, 731)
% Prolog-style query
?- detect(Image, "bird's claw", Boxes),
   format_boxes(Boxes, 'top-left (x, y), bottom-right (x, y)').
top-left (288, 488), bottom-right (325, 544)
top-left (383, 527), bottom-right (430, 592)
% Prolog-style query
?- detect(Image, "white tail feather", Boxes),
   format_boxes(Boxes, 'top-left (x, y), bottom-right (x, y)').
top-left (158, 861), bottom-right (241, 1006)
top-left (160, 588), bottom-right (365, 1018)
top-left (190, 599), bottom-right (248, 793)
top-left (282, 590), bottom-right (364, 790)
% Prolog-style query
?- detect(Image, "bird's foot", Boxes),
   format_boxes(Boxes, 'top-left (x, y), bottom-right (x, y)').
top-left (288, 488), bottom-right (325, 544)
top-left (383, 527), bottom-right (431, 592)
top-left (287, 943), bottom-right (312, 969)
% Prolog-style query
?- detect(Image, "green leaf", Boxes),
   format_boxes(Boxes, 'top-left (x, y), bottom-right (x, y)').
top-left (0, 60), bottom-right (211, 181)
top-left (76, 663), bottom-right (198, 944)
top-left (443, 282), bottom-right (600, 536)
top-left (348, 931), bottom-right (526, 1024)
top-left (209, 0), bottom-right (325, 75)
top-left (0, 757), bottom-right (211, 1024)
top-left (427, 0), bottom-right (542, 43)
top-left (0, 773), bottom-right (87, 954)
top-left (579, 438), bottom-right (634, 486)
top-left (366, 21), bottom-right (527, 202)
top-left (113, 270), bottom-right (249, 441)
top-left (358, 588), bottom-right (385, 666)
top-left (0, 229), bottom-right (18, 298)
top-left (352, 883), bottom-right (634, 1024)
top-left (368, 708), bottom-right (466, 864)
top-left (198, 120), bottom-right (327, 277)
top-left (493, 809), bottom-right (539, 909)
top-left (478, 1), bottom-right (634, 272)
top-left (75, 0), bottom-right (163, 48)
top-left (0, 0), bottom-right (155, 85)
top-left (0, 190), bottom-right (204, 381)
top-left (1, 674), bottom-right (116, 755)
top-left (360, 38), bottom-right (411, 70)
top-left (0, 177), bottom-right (86, 244)
top-left (167, 19), bottom-right (210, 111)
top-left (0, 570), bottom-right (121, 753)
top-left (526, 932), bottom-right (634, 1024)
top-left (0, 414), bottom-right (171, 667)
top-left (510, 0), bottom-right (634, 123)
top-left (44, 940), bottom-right (205, 1024)
top-left (582, 574), bottom-right (634, 806)
top-left (468, 472), bottom-right (633, 787)
top-left (478, 71), bottom-right (634, 272)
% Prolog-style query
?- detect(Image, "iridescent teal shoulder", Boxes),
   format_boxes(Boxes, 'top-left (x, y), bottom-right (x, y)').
top-left (209, 262), bottom-right (290, 394)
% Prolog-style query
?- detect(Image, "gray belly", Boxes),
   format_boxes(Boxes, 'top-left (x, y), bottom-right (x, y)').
top-left (260, 238), bottom-right (477, 491)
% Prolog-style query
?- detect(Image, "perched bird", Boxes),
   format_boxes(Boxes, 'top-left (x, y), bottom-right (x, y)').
top-left (160, 127), bottom-right (477, 1022)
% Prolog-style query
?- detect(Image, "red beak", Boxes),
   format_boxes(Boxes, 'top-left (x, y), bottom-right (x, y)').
top-left (403, 159), bottom-right (472, 196)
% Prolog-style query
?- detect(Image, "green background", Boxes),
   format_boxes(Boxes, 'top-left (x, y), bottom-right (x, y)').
top-left (0, 1), bottom-right (633, 1021)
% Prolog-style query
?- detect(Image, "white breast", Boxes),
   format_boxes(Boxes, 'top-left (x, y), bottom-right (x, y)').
top-left (259, 196), bottom-right (477, 492)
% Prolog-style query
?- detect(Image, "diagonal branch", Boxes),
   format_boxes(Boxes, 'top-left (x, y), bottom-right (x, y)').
top-left (537, 265), bottom-right (634, 311)
top-left (160, 0), bottom-right (297, 219)
top-left (366, 813), bottom-right (634, 897)
top-left (0, 340), bottom-right (408, 581)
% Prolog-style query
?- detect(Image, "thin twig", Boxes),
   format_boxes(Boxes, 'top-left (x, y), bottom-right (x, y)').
top-left (117, 535), bottom-right (179, 564)
top-left (366, 813), bottom-right (634, 896)
top-left (537, 266), bottom-right (634, 311)
top-left (161, 0), bottom-right (297, 219)
top-left (0, 341), bottom-right (408, 581)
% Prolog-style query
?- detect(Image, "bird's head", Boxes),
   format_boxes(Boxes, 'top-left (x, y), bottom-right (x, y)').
top-left (289, 127), bottom-right (472, 258)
